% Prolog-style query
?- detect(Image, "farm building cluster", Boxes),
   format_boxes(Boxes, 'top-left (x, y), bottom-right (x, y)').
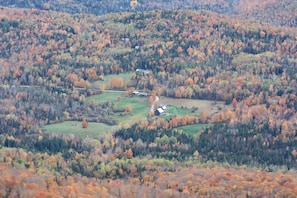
top-left (132, 91), bottom-right (149, 97)
top-left (155, 104), bottom-right (167, 116)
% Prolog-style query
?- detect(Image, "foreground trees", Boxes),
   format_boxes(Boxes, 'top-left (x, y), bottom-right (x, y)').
top-left (1, 155), bottom-right (297, 197)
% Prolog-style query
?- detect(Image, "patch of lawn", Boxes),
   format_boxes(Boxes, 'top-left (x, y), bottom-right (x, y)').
top-left (43, 121), bottom-right (114, 137)
top-left (160, 105), bottom-right (198, 120)
top-left (87, 92), bottom-right (150, 124)
top-left (87, 91), bottom-right (124, 103)
top-left (176, 124), bottom-right (212, 136)
top-left (160, 96), bottom-right (230, 115)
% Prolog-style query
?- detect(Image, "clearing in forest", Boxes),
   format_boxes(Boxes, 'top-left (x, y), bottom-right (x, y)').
top-left (43, 121), bottom-right (113, 137)
top-left (160, 96), bottom-right (229, 115)
top-left (87, 91), bottom-right (150, 124)
top-left (175, 124), bottom-right (212, 136)
top-left (92, 72), bottom-right (133, 88)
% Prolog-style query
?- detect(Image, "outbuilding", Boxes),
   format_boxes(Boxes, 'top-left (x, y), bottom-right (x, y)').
top-left (154, 107), bottom-right (164, 116)
top-left (160, 104), bottom-right (167, 110)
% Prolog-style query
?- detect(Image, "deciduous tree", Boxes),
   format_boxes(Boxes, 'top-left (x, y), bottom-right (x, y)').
top-left (82, 118), bottom-right (88, 128)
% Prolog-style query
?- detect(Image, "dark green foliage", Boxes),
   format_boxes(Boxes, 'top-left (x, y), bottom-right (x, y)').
top-left (198, 122), bottom-right (297, 169)
top-left (115, 124), bottom-right (196, 160)
top-left (33, 137), bottom-right (71, 153)
top-left (5, 135), bottom-right (86, 158)
top-left (0, 18), bottom-right (19, 33)
top-left (115, 121), bottom-right (297, 169)
top-left (4, 138), bottom-right (17, 147)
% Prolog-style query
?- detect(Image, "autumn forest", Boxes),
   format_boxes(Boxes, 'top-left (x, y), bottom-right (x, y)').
top-left (0, 0), bottom-right (297, 197)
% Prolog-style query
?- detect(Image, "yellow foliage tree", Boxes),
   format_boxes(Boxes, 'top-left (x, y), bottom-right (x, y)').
top-left (200, 110), bottom-right (209, 123)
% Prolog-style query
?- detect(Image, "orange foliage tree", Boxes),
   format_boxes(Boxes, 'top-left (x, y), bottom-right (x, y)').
top-left (125, 105), bottom-right (132, 112)
top-left (82, 118), bottom-right (88, 128)
top-left (109, 77), bottom-right (124, 89)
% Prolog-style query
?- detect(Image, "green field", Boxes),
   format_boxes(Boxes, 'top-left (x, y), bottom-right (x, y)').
top-left (159, 105), bottom-right (198, 120)
top-left (43, 121), bottom-right (114, 137)
top-left (166, 105), bottom-right (197, 116)
top-left (44, 92), bottom-right (216, 136)
top-left (160, 96), bottom-right (229, 115)
top-left (159, 104), bottom-right (209, 136)
top-left (92, 72), bottom-right (133, 87)
top-left (176, 124), bottom-right (212, 136)
top-left (87, 91), bottom-right (150, 124)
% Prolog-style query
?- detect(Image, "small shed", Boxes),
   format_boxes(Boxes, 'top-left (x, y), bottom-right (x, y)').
top-left (133, 91), bottom-right (140, 95)
top-left (154, 108), bottom-right (164, 116)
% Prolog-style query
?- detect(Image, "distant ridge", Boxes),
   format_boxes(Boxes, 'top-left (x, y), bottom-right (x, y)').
top-left (0, 0), bottom-right (296, 27)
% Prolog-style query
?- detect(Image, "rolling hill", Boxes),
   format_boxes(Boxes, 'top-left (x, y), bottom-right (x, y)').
top-left (0, 1), bottom-right (297, 197)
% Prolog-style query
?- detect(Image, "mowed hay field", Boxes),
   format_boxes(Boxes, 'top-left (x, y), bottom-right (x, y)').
top-left (159, 96), bottom-right (230, 115)
top-left (43, 121), bottom-right (114, 137)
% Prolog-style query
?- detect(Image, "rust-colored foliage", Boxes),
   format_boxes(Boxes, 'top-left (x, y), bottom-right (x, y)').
top-left (125, 105), bottom-right (132, 112)
top-left (231, 98), bottom-right (238, 110)
top-left (109, 77), bottom-right (124, 89)
top-left (82, 118), bottom-right (88, 128)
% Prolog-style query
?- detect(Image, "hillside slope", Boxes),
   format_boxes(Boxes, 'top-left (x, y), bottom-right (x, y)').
top-left (0, 0), bottom-right (296, 27)
top-left (0, 6), bottom-right (297, 146)
top-left (0, 5), bottom-right (297, 198)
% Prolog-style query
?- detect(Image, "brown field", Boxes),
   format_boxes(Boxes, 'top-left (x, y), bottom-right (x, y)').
top-left (160, 96), bottom-right (231, 115)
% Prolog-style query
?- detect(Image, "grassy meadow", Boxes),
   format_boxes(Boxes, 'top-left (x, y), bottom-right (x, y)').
top-left (175, 124), bottom-right (212, 136)
top-left (160, 96), bottom-right (229, 115)
top-left (44, 85), bottom-right (223, 136)
top-left (87, 91), bottom-right (150, 124)
top-left (43, 121), bottom-right (114, 137)
top-left (159, 105), bottom-right (198, 120)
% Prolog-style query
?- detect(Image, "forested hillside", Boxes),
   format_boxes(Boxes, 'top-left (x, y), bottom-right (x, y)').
top-left (1, 159), bottom-right (297, 197)
top-left (1, 6), bottom-right (296, 134)
top-left (0, 0), bottom-right (296, 27)
top-left (0, 2), bottom-right (297, 197)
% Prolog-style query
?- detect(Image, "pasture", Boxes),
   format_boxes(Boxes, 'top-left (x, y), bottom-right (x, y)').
top-left (44, 91), bottom-right (228, 137)
top-left (159, 96), bottom-right (229, 115)
top-left (87, 91), bottom-right (150, 124)
top-left (159, 105), bottom-right (198, 120)
top-left (175, 124), bottom-right (212, 136)
top-left (43, 121), bottom-right (114, 137)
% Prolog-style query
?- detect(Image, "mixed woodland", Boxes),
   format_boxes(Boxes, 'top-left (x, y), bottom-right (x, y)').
top-left (0, 0), bottom-right (296, 27)
top-left (0, 0), bottom-right (297, 197)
